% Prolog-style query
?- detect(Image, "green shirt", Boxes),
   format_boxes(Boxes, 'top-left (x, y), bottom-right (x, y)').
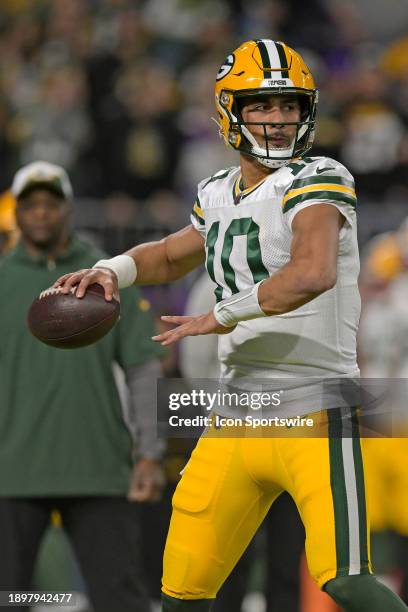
top-left (0, 237), bottom-right (161, 496)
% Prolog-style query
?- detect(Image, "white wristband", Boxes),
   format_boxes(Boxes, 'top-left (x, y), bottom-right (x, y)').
top-left (93, 255), bottom-right (137, 289)
top-left (213, 280), bottom-right (267, 327)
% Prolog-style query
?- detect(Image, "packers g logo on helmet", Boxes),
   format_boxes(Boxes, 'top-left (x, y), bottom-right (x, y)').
top-left (216, 54), bottom-right (235, 81)
top-left (214, 40), bottom-right (318, 169)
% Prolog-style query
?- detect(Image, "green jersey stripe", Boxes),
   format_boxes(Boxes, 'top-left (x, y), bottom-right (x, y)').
top-left (287, 175), bottom-right (354, 193)
top-left (191, 209), bottom-right (205, 226)
top-left (283, 190), bottom-right (357, 214)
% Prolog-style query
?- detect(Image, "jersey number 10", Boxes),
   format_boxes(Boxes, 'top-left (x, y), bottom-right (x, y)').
top-left (206, 217), bottom-right (269, 302)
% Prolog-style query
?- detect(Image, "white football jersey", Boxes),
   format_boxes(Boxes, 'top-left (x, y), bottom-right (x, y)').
top-left (190, 156), bottom-right (361, 382)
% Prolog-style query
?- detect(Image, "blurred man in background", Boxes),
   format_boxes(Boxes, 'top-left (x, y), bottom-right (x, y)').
top-left (0, 161), bottom-right (165, 612)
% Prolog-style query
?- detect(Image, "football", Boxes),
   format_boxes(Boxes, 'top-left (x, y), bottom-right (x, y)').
top-left (27, 283), bottom-right (120, 349)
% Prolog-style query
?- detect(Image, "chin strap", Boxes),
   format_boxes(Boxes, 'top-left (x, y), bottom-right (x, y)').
top-left (241, 124), bottom-right (296, 168)
top-left (211, 116), bottom-right (223, 137)
top-left (239, 117), bottom-right (311, 169)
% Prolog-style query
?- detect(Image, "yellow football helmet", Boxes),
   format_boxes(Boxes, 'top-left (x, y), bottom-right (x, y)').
top-left (215, 39), bottom-right (318, 168)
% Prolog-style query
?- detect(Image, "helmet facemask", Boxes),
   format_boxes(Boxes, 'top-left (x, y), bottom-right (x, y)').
top-left (218, 89), bottom-right (318, 169)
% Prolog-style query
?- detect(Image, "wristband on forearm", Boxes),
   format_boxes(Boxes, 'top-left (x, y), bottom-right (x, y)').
top-left (213, 279), bottom-right (267, 327)
top-left (93, 254), bottom-right (137, 289)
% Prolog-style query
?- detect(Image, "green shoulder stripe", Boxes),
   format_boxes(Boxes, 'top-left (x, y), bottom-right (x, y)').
top-left (202, 167), bottom-right (235, 189)
top-left (283, 190), bottom-right (357, 214)
top-left (287, 157), bottom-right (315, 176)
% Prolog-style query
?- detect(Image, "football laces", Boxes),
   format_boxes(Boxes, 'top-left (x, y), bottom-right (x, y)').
top-left (39, 286), bottom-right (76, 299)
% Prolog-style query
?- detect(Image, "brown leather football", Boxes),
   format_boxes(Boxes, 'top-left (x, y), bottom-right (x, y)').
top-left (27, 283), bottom-right (120, 349)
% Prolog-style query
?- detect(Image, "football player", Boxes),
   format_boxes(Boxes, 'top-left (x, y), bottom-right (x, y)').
top-left (55, 40), bottom-right (408, 611)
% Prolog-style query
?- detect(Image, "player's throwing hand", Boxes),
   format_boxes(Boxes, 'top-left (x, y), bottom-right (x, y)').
top-left (152, 311), bottom-right (235, 346)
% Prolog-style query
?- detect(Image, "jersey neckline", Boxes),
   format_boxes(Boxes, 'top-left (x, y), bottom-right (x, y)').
top-left (232, 174), bottom-right (269, 205)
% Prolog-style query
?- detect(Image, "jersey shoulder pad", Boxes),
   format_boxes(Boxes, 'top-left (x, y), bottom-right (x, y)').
top-left (282, 156), bottom-right (356, 214)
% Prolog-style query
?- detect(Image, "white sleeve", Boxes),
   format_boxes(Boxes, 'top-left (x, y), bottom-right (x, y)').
top-left (286, 199), bottom-right (356, 231)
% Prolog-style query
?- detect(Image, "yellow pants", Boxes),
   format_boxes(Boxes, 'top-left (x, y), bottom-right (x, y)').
top-left (365, 438), bottom-right (408, 534)
top-left (162, 409), bottom-right (372, 600)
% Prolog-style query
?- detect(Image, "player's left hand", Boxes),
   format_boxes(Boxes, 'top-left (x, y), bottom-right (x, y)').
top-left (153, 311), bottom-right (235, 346)
top-left (127, 458), bottom-right (166, 503)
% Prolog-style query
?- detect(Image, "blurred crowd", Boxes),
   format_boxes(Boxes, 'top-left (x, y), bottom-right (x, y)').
top-left (1, 2), bottom-right (408, 610)
top-left (0, 0), bottom-right (407, 245)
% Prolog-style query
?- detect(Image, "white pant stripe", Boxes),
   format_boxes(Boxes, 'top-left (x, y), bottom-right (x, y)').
top-left (341, 432), bottom-right (361, 575)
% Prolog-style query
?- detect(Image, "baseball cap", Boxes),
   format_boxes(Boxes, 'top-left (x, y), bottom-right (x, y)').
top-left (11, 161), bottom-right (73, 200)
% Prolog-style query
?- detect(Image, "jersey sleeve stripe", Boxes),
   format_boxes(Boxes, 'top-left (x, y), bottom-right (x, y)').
top-left (193, 201), bottom-right (204, 219)
top-left (282, 184), bottom-right (356, 210)
top-left (288, 175), bottom-right (355, 192)
top-left (283, 190), bottom-right (357, 213)
top-left (191, 208), bottom-right (205, 225)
